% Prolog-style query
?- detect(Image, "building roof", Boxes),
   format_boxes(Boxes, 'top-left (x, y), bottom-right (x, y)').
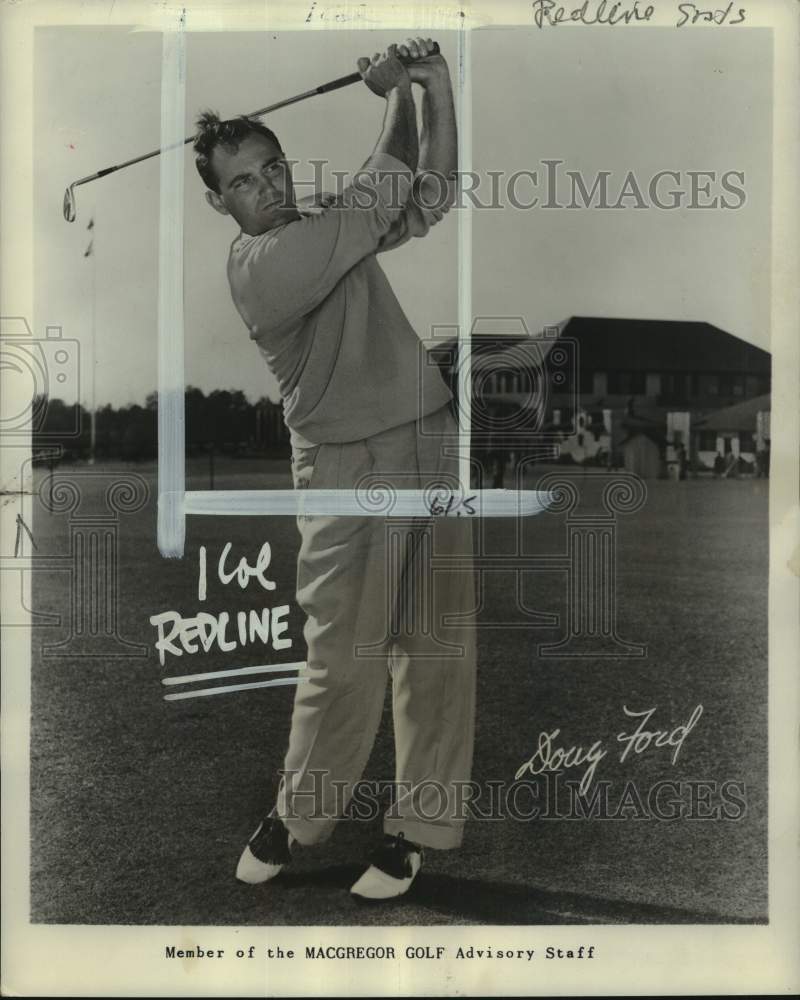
top-left (559, 317), bottom-right (770, 373)
top-left (431, 317), bottom-right (771, 393)
top-left (431, 318), bottom-right (569, 361)
top-left (697, 394), bottom-right (771, 432)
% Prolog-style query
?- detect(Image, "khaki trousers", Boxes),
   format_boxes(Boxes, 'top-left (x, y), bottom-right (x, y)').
top-left (274, 404), bottom-right (477, 850)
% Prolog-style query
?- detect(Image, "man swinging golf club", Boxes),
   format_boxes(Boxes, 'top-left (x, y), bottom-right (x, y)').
top-left (194, 37), bottom-right (477, 901)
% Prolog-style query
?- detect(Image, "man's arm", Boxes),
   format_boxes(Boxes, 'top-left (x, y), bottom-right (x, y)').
top-left (359, 47), bottom-right (419, 174)
top-left (412, 40), bottom-right (457, 207)
top-left (376, 39), bottom-right (457, 253)
top-left (299, 48), bottom-right (419, 217)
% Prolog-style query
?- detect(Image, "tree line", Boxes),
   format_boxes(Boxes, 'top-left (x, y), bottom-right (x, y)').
top-left (32, 388), bottom-right (289, 462)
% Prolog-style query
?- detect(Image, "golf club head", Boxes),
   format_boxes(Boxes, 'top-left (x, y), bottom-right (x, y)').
top-left (63, 184), bottom-right (77, 222)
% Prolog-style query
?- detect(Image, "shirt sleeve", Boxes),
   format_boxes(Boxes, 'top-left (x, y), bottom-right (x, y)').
top-left (229, 153), bottom-right (414, 334)
top-left (375, 171), bottom-right (453, 255)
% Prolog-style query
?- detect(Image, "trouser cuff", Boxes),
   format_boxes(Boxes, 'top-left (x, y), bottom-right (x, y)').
top-left (272, 808), bottom-right (338, 848)
top-left (383, 817), bottom-right (465, 850)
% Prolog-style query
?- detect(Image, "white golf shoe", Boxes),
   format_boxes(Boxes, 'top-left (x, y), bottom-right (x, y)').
top-left (236, 817), bottom-right (295, 885)
top-left (350, 833), bottom-right (424, 901)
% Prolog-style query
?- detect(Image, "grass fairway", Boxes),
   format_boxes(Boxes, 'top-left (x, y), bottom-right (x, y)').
top-left (29, 460), bottom-right (768, 925)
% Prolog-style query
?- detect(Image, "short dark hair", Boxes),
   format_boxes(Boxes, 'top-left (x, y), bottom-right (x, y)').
top-left (194, 110), bottom-right (283, 193)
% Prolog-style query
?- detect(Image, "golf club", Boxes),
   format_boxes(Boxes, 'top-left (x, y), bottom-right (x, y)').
top-left (63, 42), bottom-right (440, 222)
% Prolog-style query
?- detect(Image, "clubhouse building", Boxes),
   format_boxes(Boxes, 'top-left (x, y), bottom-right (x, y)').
top-left (433, 316), bottom-right (772, 480)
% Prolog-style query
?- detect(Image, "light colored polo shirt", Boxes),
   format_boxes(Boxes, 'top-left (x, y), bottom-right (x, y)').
top-left (227, 152), bottom-right (452, 446)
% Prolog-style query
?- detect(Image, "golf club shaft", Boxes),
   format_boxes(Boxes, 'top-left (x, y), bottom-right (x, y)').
top-left (63, 42), bottom-right (439, 221)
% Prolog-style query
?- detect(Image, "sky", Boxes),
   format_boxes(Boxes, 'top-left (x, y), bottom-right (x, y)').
top-left (35, 25), bottom-right (772, 407)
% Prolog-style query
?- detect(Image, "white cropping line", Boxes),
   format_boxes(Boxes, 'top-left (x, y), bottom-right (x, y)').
top-left (183, 488), bottom-right (555, 517)
top-left (157, 12), bottom-right (187, 559)
top-left (155, 24), bottom-right (551, 551)
top-left (162, 661), bottom-right (308, 685)
top-left (457, 23), bottom-right (473, 497)
top-left (163, 677), bottom-right (308, 701)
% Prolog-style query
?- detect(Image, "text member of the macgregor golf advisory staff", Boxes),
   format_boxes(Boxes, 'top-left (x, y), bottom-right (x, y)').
top-left (193, 38), bottom-right (477, 901)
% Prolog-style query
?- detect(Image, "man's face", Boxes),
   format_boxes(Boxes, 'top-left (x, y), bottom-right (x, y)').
top-left (206, 133), bottom-right (297, 236)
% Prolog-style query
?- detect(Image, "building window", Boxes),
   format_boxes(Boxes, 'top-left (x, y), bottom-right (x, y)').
top-left (609, 371), bottom-right (646, 395)
top-left (719, 374), bottom-right (745, 397)
top-left (662, 373), bottom-right (689, 401)
top-left (745, 375), bottom-right (760, 396)
top-left (645, 373), bottom-right (661, 397)
top-left (697, 375), bottom-right (720, 396)
top-left (698, 430), bottom-right (717, 450)
top-left (610, 372), bottom-right (627, 394)
top-left (740, 431), bottom-right (755, 452)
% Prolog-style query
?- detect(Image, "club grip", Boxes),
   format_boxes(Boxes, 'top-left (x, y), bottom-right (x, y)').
top-left (397, 41), bottom-right (440, 65)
